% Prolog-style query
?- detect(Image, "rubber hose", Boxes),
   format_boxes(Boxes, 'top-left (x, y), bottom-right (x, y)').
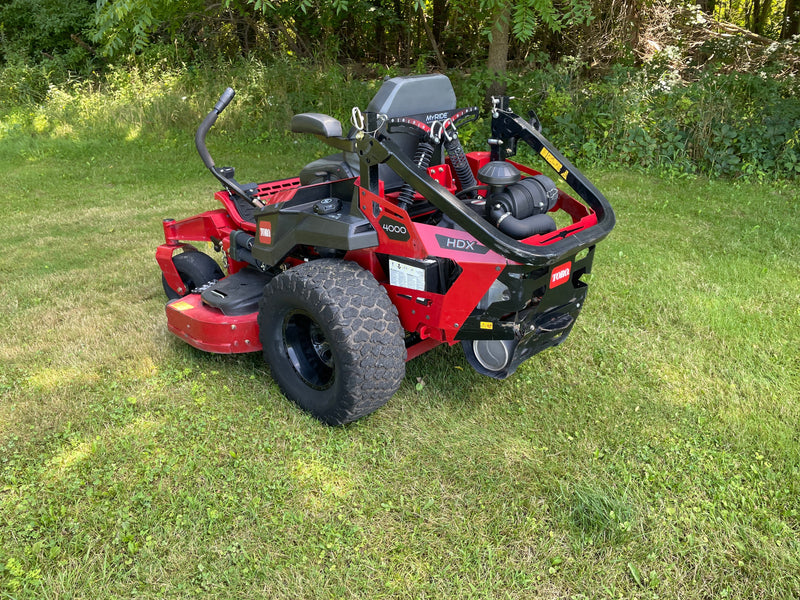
top-left (487, 204), bottom-right (557, 239)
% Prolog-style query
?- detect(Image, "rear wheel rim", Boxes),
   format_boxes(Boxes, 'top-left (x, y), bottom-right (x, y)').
top-left (282, 310), bottom-right (335, 390)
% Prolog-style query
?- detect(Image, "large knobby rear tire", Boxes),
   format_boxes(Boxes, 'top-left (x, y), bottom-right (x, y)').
top-left (258, 259), bottom-right (406, 425)
top-left (162, 251), bottom-right (224, 300)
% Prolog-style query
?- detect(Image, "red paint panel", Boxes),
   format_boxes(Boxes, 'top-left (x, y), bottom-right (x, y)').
top-left (165, 294), bottom-right (261, 354)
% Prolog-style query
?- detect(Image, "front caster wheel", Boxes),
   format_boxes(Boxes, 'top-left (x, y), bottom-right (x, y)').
top-left (258, 259), bottom-right (406, 425)
top-left (162, 251), bottom-right (224, 300)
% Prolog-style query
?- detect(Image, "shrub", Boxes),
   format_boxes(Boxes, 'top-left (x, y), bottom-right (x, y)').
top-left (474, 53), bottom-right (799, 181)
top-left (0, 58), bottom-right (56, 105)
top-left (1, 50), bottom-right (797, 182)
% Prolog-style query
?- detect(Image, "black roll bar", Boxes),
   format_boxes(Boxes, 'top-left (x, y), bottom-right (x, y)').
top-left (350, 101), bottom-right (615, 267)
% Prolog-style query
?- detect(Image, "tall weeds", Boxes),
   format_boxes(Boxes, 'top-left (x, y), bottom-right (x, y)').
top-left (1, 59), bottom-right (380, 144)
top-left (2, 53), bottom-right (798, 181)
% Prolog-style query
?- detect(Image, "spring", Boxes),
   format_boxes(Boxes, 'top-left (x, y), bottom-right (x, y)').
top-left (443, 134), bottom-right (477, 192)
top-left (397, 141), bottom-right (436, 209)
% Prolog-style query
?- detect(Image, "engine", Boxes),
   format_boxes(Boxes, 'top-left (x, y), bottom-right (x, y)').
top-left (478, 161), bottom-right (558, 239)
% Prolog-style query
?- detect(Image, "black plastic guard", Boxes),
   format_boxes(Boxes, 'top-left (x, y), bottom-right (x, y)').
top-left (461, 290), bottom-right (586, 379)
top-left (458, 246), bottom-right (595, 379)
top-left (250, 179), bottom-right (379, 267)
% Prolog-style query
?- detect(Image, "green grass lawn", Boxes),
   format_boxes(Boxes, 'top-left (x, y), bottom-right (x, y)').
top-left (1, 107), bottom-right (799, 599)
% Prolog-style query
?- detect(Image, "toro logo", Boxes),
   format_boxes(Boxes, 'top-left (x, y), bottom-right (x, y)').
top-left (378, 215), bottom-right (411, 242)
top-left (549, 262), bottom-right (572, 288)
top-left (258, 221), bottom-right (272, 245)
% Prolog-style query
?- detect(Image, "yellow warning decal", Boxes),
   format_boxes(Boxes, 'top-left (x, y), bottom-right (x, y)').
top-left (541, 147), bottom-right (570, 181)
top-left (171, 301), bottom-right (194, 312)
top-left (540, 147), bottom-right (563, 173)
top-left (480, 321), bottom-right (494, 330)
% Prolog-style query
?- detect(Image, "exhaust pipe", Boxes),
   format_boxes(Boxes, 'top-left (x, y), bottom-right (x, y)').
top-left (461, 338), bottom-right (519, 379)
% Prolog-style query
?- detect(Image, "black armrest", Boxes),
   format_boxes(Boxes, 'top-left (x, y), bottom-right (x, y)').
top-left (291, 113), bottom-right (343, 138)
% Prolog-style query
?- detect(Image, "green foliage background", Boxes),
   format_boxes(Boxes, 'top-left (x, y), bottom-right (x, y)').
top-left (1, 0), bottom-right (799, 181)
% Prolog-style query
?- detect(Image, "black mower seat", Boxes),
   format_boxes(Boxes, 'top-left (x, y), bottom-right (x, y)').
top-left (298, 74), bottom-right (457, 187)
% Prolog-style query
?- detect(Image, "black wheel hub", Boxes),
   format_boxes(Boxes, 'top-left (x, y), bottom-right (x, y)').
top-left (282, 310), bottom-right (335, 390)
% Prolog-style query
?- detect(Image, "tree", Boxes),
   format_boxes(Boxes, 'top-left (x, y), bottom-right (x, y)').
top-left (94, 0), bottom-right (203, 57)
top-left (0, 0), bottom-right (96, 66)
top-left (485, 2), bottom-right (511, 99)
top-left (479, 0), bottom-right (594, 98)
top-left (697, 0), bottom-right (716, 13)
top-left (782, 0), bottom-right (800, 37)
top-left (713, 0), bottom-right (795, 39)
top-left (750, 0), bottom-right (773, 35)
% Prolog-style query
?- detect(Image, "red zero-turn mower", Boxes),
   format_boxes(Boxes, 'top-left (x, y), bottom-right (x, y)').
top-left (156, 75), bottom-right (615, 425)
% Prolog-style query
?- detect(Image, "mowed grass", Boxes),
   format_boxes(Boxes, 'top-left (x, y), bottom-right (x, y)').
top-left (1, 100), bottom-right (799, 599)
